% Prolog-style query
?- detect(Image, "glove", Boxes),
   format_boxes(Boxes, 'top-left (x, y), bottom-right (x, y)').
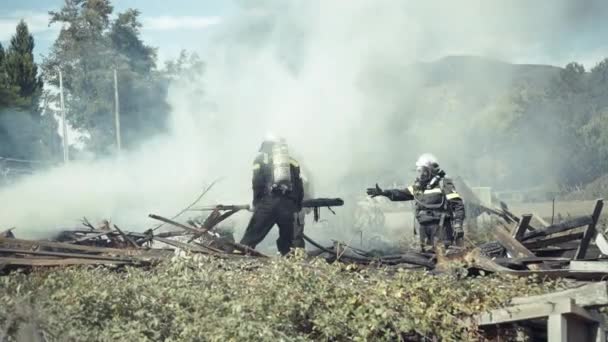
top-left (366, 183), bottom-right (385, 198)
top-left (453, 223), bottom-right (464, 239)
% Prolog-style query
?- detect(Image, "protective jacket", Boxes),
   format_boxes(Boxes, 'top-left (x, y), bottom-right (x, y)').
top-left (383, 178), bottom-right (465, 227)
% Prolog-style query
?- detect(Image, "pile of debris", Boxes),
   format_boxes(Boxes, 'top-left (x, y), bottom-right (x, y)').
top-left (0, 210), bottom-right (264, 273)
top-left (301, 198), bottom-right (608, 281)
top-left (463, 198), bottom-right (607, 280)
top-left (1, 197), bottom-right (606, 280)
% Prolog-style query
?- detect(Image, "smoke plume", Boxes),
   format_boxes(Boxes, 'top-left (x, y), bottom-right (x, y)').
top-left (0, 0), bottom-right (600, 243)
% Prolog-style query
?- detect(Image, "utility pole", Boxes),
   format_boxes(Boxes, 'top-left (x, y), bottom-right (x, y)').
top-left (113, 68), bottom-right (121, 153)
top-left (58, 68), bottom-right (69, 163)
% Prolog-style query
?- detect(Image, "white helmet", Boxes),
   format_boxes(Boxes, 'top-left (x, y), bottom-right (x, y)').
top-left (415, 153), bottom-right (439, 183)
top-left (415, 153), bottom-right (438, 169)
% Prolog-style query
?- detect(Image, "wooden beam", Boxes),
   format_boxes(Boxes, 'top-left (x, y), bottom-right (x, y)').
top-left (510, 281), bottom-right (608, 308)
top-left (462, 248), bottom-right (514, 273)
top-left (494, 256), bottom-right (570, 265)
top-left (513, 214), bottom-right (533, 240)
top-left (0, 256), bottom-right (133, 267)
top-left (574, 199), bottom-right (604, 260)
top-left (494, 225), bottom-right (549, 270)
top-left (148, 214), bottom-right (203, 235)
top-left (570, 261), bottom-right (608, 273)
top-left (521, 215), bottom-right (594, 241)
top-left (476, 298), bottom-right (597, 326)
top-left (0, 237), bottom-right (131, 254)
top-left (523, 231), bottom-right (584, 249)
top-left (0, 247), bottom-right (138, 262)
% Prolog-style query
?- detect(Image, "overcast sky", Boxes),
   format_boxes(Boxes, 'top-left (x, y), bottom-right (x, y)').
top-left (0, 0), bottom-right (233, 64)
top-left (1, 0), bottom-right (607, 68)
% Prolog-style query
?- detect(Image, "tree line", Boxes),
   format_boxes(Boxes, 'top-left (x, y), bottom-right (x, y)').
top-left (0, 0), bottom-right (202, 164)
top-left (488, 61), bottom-right (608, 189)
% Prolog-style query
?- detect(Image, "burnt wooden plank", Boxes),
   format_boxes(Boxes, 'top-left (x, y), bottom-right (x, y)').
top-left (531, 247), bottom-right (578, 258)
top-left (494, 226), bottom-right (549, 270)
top-left (523, 232), bottom-right (584, 249)
top-left (148, 214), bottom-right (204, 235)
top-left (574, 199), bottom-right (604, 260)
top-left (0, 247), bottom-right (138, 262)
top-left (513, 214), bottom-right (533, 240)
top-left (0, 257), bottom-right (132, 267)
top-left (521, 215), bottom-right (594, 241)
top-left (494, 256), bottom-right (571, 264)
top-left (0, 237), bottom-right (131, 254)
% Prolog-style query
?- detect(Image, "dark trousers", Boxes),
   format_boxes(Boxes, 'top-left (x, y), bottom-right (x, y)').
top-left (293, 210), bottom-right (306, 249)
top-left (240, 195), bottom-right (298, 255)
top-left (419, 221), bottom-right (454, 249)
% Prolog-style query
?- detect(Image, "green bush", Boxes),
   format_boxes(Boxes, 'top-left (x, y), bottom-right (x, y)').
top-left (0, 252), bottom-right (563, 341)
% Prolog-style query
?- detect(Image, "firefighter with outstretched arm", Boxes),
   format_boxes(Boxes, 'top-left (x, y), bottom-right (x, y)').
top-left (366, 154), bottom-right (465, 251)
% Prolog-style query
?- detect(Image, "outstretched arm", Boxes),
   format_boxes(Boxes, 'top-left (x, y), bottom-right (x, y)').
top-left (367, 184), bottom-right (415, 201)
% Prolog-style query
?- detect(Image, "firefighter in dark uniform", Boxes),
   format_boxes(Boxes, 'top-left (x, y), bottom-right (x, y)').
top-left (366, 154), bottom-right (465, 250)
top-left (240, 138), bottom-right (304, 255)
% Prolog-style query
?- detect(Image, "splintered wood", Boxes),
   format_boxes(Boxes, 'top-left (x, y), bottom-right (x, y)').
top-left (0, 199), bottom-right (606, 281)
top-left (0, 213), bottom-right (265, 272)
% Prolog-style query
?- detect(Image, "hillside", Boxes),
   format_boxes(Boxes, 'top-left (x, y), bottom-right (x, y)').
top-left (355, 55), bottom-right (606, 192)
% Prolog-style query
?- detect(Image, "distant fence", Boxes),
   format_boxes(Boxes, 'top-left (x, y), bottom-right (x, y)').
top-left (0, 156), bottom-right (56, 185)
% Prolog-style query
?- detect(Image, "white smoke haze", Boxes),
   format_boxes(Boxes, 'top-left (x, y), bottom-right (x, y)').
top-left (0, 1), bottom-right (598, 241)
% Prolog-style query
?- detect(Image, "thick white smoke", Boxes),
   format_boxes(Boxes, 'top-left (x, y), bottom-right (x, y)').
top-left (0, 0), bottom-right (594, 239)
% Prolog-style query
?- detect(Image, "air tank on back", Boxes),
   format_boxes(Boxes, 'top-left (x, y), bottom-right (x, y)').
top-left (271, 139), bottom-right (292, 193)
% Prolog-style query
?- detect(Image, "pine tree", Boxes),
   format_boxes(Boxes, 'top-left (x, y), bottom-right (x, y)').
top-left (0, 42), bottom-right (24, 108)
top-left (0, 21), bottom-right (59, 161)
top-left (4, 20), bottom-right (43, 109)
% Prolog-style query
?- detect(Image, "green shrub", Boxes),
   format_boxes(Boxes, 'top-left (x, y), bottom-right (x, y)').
top-left (0, 252), bottom-right (563, 341)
